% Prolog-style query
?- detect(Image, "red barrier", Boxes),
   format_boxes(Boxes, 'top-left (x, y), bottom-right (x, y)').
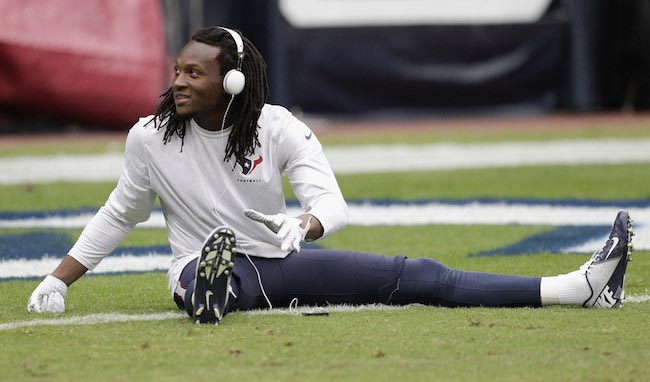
top-left (0, 0), bottom-right (167, 129)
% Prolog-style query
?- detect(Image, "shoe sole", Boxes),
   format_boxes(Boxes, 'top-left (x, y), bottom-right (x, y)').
top-left (193, 227), bottom-right (236, 324)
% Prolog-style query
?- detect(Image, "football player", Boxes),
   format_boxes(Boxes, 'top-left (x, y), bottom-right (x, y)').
top-left (28, 27), bottom-right (634, 323)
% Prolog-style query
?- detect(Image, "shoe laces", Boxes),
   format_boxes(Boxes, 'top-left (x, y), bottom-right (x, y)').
top-left (577, 236), bottom-right (616, 276)
top-left (577, 253), bottom-right (598, 275)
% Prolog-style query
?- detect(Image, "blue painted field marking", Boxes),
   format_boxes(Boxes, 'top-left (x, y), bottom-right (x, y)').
top-left (0, 231), bottom-right (72, 260)
top-left (470, 225), bottom-right (609, 257)
top-left (2, 198), bottom-right (648, 280)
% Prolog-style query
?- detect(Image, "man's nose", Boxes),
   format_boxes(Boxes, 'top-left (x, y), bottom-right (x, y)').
top-left (173, 73), bottom-right (187, 89)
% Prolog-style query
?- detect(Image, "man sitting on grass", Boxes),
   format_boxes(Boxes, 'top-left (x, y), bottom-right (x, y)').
top-left (28, 27), bottom-right (634, 324)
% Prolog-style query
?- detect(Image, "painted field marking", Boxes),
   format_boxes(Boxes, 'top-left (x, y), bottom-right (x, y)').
top-left (2, 201), bottom-right (649, 280)
top-left (0, 253), bottom-right (171, 279)
top-left (3, 202), bottom-right (650, 229)
top-left (0, 312), bottom-right (186, 331)
top-left (2, 297), bottom-right (648, 331)
top-left (3, 138), bottom-right (650, 184)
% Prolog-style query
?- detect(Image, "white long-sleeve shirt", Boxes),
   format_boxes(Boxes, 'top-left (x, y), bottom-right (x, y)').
top-left (68, 104), bottom-right (348, 294)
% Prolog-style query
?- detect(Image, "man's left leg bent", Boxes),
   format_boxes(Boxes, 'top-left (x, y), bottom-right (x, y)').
top-left (174, 227), bottom-right (236, 324)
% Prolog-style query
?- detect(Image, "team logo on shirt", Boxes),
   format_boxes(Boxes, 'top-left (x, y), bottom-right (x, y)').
top-left (238, 155), bottom-right (263, 175)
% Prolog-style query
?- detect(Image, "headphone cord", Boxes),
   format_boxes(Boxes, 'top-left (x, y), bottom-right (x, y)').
top-left (216, 93), bottom-right (274, 310)
top-left (239, 243), bottom-right (273, 309)
top-left (221, 94), bottom-right (235, 132)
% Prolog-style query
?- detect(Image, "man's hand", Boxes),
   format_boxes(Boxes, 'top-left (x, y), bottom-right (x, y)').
top-left (244, 209), bottom-right (312, 252)
top-left (27, 275), bottom-right (68, 313)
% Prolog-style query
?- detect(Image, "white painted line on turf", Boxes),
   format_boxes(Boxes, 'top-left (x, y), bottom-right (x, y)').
top-left (240, 303), bottom-right (419, 316)
top-left (0, 153), bottom-right (124, 184)
top-left (3, 204), bottom-right (650, 228)
top-left (3, 203), bottom-right (648, 280)
top-left (0, 211), bottom-right (99, 229)
top-left (0, 305), bottom-right (413, 331)
top-left (0, 312), bottom-right (186, 331)
top-left (239, 295), bottom-right (650, 315)
top-left (0, 253), bottom-right (171, 279)
top-left (346, 203), bottom-right (650, 227)
top-left (2, 296), bottom-right (649, 331)
top-left (3, 204), bottom-right (649, 252)
top-left (625, 294), bottom-right (650, 303)
top-left (327, 139), bottom-right (650, 174)
top-left (3, 138), bottom-right (650, 184)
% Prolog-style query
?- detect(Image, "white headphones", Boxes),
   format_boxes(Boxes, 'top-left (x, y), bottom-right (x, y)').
top-left (218, 27), bottom-right (246, 96)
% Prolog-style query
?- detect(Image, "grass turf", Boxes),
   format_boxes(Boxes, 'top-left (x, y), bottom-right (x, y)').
top-left (2, 243), bottom-right (648, 382)
top-left (1, 126), bottom-right (649, 381)
top-left (3, 303), bottom-right (649, 382)
top-left (2, 162), bottom-right (650, 213)
top-left (2, 121), bottom-right (650, 156)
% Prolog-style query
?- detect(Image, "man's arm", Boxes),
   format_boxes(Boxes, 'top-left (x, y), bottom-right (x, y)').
top-left (51, 255), bottom-right (89, 286)
top-left (279, 118), bottom-right (349, 240)
top-left (28, 121), bottom-right (156, 313)
top-left (26, 256), bottom-right (88, 313)
top-left (298, 213), bottom-right (324, 242)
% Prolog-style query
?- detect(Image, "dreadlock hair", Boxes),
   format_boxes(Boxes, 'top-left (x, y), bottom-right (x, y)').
top-left (151, 27), bottom-right (269, 165)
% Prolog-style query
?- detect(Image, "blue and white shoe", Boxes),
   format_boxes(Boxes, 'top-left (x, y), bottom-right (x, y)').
top-left (580, 211), bottom-right (634, 308)
top-left (192, 227), bottom-right (236, 324)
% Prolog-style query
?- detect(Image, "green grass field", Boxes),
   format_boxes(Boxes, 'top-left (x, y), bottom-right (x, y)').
top-left (1, 122), bottom-right (649, 382)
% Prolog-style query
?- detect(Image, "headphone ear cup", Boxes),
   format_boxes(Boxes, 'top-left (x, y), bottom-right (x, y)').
top-left (223, 69), bottom-right (245, 95)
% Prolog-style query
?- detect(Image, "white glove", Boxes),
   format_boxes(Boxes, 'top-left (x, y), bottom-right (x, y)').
top-left (244, 209), bottom-right (312, 252)
top-left (27, 275), bottom-right (67, 313)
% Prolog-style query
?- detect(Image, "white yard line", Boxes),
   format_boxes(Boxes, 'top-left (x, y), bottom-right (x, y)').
top-left (0, 312), bottom-right (187, 331)
top-left (2, 138), bottom-right (650, 184)
top-left (2, 297), bottom-right (649, 331)
top-left (3, 203), bottom-right (650, 228)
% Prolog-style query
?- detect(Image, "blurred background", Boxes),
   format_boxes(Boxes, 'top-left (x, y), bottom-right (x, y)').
top-left (0, 0), bottom-right (648, 133)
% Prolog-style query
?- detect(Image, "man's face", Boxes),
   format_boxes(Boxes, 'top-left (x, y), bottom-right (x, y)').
top-left (172, 41), bottom-right (224, 122)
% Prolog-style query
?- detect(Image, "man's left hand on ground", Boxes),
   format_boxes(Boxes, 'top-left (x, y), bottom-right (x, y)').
top-left (27, 275), bottom-right (68, 313)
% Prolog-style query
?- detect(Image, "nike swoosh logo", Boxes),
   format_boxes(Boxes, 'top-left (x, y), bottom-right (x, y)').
top-left (206, 290), bottom-right (213, 307)
top-left (604, 237), bottom-right (619, 260)
top-left (305, 131), bottom-right (313, 140)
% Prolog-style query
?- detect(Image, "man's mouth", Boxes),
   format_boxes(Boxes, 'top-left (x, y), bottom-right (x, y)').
top-left (174, 93), bottom-right (190, 105)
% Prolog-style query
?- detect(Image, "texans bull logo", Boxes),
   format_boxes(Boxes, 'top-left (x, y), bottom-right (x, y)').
top-left (238, 155), bottom-right (263, 175)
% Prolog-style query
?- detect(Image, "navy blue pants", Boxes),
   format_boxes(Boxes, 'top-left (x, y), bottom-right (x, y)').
top-left (176, 249), bottom-right (542, 316)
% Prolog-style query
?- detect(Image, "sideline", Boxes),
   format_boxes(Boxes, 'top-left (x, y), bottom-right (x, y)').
top-left (3, 138), bottom-right (650, 184)
top-left (2, 297), bottom-right (648, 331)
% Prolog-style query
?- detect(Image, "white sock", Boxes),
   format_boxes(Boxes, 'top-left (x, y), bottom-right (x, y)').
top-left (539, 271), bottom-right (589, 306)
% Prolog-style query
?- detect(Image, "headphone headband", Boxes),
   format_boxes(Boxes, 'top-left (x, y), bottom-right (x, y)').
top-left (218, 27), bottom-right (244, 70)
top-left (216, 26), bottom-right (246, 96)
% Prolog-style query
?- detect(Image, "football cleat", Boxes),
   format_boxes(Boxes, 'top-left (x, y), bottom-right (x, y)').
top-left (192, 227), bottom-right (236, 324)
top-left (580, 211), bottom-right (633, 308)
